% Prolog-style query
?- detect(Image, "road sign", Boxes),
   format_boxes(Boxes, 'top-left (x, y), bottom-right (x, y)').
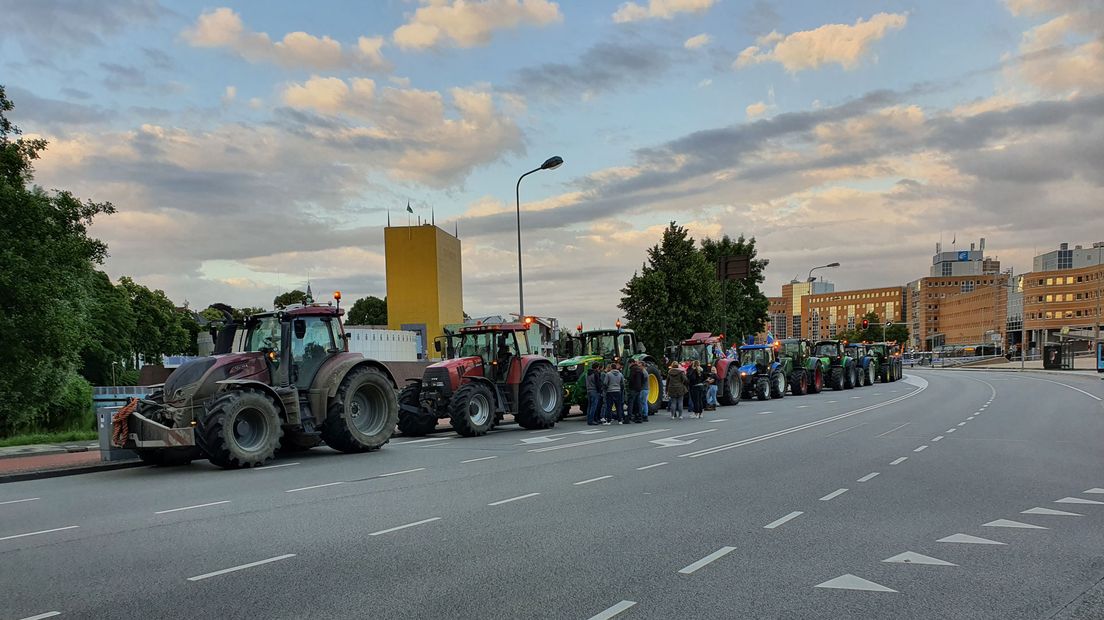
top-left (885, 321), bottom-right (893, 327)
top-left (716, 255), bottom-right (751, 281)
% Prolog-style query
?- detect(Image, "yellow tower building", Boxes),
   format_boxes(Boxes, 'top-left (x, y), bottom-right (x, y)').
top-left (384, 224), bottom-right (464, 357)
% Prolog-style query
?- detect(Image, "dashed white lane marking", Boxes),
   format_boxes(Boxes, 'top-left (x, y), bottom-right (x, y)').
top-left (0, 498), bottom-right (39, 506)
top-left (819, 488), bottom-right (849, 501)
top-left (379, 468), bottom-right (426, 477)
top-left (890, 457), bottom-right (908, 465)
top-left (155, 501), bottom-right (230, 515)
top-left (932, 436), bottom-right (944, 442)
top-left (967, 416), bottom-right (975, 420)
top-left (528, 428), bottom-right (670, 453)
top-left (876, 422), bottom-right (910, 437)
top-left (253, 462), bottom-right (300, 470)
top-left (914, 445), bottom-right (928, 452)
top-left (187, 554), bottom-right (296, 581)
top-left (0, 525), bottom-right (79, 542)
top-left (756, 411), bottom-right (773, 415)
top-left (937, 533), bottom-right (1005, 545)
top-left (588, 600), bottom-right (636, 620)
top-left (1022, 507), bottom-right (1082, 516)
top-left (574, 475), bottom-right (614, 486)
top-left (983, 519), bottom-right (1047, 529)
top-left (460, 456), bottom-right (497, 463)
top-left (825, 423), bottom-right (867, 438)
top-left (1056, 497), bottom-right (1104, 505)
top-left (764, 511), bottom-right (803, 529)
top-left (857, 472), bottom-right (880, 483)
top-left (957, 422), bottom-right (966, 427)
top-left (18, 612), bottom-right (60, 620)
top-left (850, 396), bottom-right (862, 399)
top-left (709, 419), bottom-right (729, 422)
top-left (946, 428), bottom-right (957, 433)
top-left (488, 493), bottom-right (540, 507)
top-left (882, 551), bottom-right (956, 566)
top-left (1019, 376), bottom-right (1103, 402)
top-left (393, 436), bottom-right (454, 445)
top-left (637, 462), bottom-right (668, 470)
top-left (797, 405), bottom-right (809, 408)
top-left (1085, 488), bottom-right (1104, 494)
top-left (286, 481), bottom-right (345, 493)
top-left (872, 392), bottom-right (881, 395)
top-left (678, 546), bottom-right (737, 574)
top-left (651, 429), bottom-right (718, 447)
top-left (825, 401), bottom-right (837, 403)
top-left (369, 517), bottom-right (441, 536)
top-left (815, 574), bottom-right (896, 592)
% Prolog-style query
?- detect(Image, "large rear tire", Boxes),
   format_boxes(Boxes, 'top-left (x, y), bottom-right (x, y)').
top-left (321, 366), bottom-right (398, 453)
top-left (770, 371), bottom-right (786, 399)
top-left (517, 363), bottom-right (561, 430)
top-left (397, 384), bottom-right (439, 436)
top-left (720, 365), bottom-right (740, 406)
top-left (644, 363), bottom-right (664, 413)
top-left (830, 366), bottom-right (845, 391)
top-left (198, 388), bottom-right (283, 469)
top-left (449, 383), bottom-right (496, 437)
top-left (843, 362), bottom-right (855, 390)
top-left (864, 362), bottom-right (875, 386)
top-left (808, 364), bottom-right (823, 394)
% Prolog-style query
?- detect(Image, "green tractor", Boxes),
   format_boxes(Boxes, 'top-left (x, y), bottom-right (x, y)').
top-left (778, 338), bottom-right (824, 395)
top-left (865, 341), bottom-right (904, 383)
top-left (556, 324), bottom-right (663, 419)
top-left (811, 340), bottom-right (858, 391)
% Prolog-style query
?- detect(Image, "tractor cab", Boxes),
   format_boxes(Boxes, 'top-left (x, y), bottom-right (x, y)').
top-left (243, 305), bottom-right (347, 391)
top-left (672, 333), bottom-right (727, 367)
top-left (812, 340), bottom-right (845, 360)
top-left (737, 344), bottom-right (778, 375)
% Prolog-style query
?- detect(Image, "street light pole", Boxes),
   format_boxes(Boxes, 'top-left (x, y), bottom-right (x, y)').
top-left (807, 262), bottom-right (841, 283)
top-left (515, 156), bottom-right (563, 319)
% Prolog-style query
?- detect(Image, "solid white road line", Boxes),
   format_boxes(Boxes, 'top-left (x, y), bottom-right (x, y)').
top-left (0, 525), bottom-right (79, 542)
top-left (252, 462), bottom-right (300, 470)
top-left (931, 436), bottom-right (944, 442)
top-left (825, 401), bottom-right (837, 403)
top-left (0, 497), bottom-right (40, 506)
top-left (18, 612), bottom-right (60, 620)
top-left (914, 445), bottom-right (928, 452)
top-left (460, 456), bottom-right (498, 463)
top-left (588, 600), bottom-right (637, 620)
top-left (708, 418), bottom-right (728, 422)
top-left (379, 468), bottom-right (426, 477)
top-left (1056, 497), bottom-right (1104, 505)
top-left (890, 457), bottom-right (908, 465)
top-left (824, 423), bottom-right (866, 438)
top-left (369, 517), bottom-right (442, 536)
top-left (857, 472), bottom-right (880, 483)
top-left (636, 462), bottom-right (668, 470)
top-left (764, 511), bottom-right (803, 529)
top-left (850, 396), bottom-right (862, 399)
top-left (394, 437), bottom-right (454, 445)
top-left (155, 501), bottom-right (230, 515)
top-left (1020, 376), bottom-right (1103, 402)
top-left (528, 428), bottom-right (670, 453)
top-left (1022, 507), bottom-right (1082, 516)
top-left (186, 554), bottom-right (296, 581)
top-left (875, 422), bottom-right (910, 437)
top-left (983, 519), bottom-right (1047, 529)
top-left (488, 493), bottom-right (540, 507)
top-left (574, 475), bottom-right (614, 486)
top-left (819, 488), bottom-right (849, 501)
top-left (678, 546), bottom-right (736, 574)
top-left (286, 481), bottom-right (345, 493)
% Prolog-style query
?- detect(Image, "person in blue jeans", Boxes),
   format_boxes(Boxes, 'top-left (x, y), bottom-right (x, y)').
top-left (585, 364), bottom-right (603, 425)
top-left (604, 363), bottom-right (625, 424)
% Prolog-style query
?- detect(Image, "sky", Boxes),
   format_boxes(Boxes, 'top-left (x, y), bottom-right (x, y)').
top-left (2, 0), bottom-right (1103, 328)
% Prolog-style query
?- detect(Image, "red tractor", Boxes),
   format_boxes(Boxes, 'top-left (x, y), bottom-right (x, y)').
top-left (398, 323), bottom-right (563, 437)
top-left (669, 333), bottom-right (741, 406)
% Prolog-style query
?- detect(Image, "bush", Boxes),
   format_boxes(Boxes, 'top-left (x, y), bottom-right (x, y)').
top-left (42, 373), bottom-right (95, 432)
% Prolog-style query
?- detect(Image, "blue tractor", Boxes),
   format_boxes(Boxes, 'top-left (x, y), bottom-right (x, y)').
top-left (737, 344), bottom-right (788, 401)
top-left (845, 343), bottom-right (876, 387)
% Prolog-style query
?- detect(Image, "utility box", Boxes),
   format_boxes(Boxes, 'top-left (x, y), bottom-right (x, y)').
top-left (1042, 343), bottom-right (1073, 370)
top-left (97, 406), bottom-right (137, 462)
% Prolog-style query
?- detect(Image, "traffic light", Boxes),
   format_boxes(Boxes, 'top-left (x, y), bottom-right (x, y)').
top-left (861, 319), bottom-right (869, 330)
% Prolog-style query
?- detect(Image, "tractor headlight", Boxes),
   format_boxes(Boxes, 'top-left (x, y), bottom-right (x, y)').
top-left (565, 365), bottom-right (578, 371)
top-left (740, 371), bottom-right (747, 376)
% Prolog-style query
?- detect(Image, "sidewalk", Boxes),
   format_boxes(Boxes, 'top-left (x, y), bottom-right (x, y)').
top-left (0, 441), bottom-right (141, 483)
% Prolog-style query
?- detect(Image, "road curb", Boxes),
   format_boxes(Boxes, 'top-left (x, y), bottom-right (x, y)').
top-left (919, 367), bottom-right (1102, 379)
top-left (0, 446), bottom-right (93, 461)
top-left (0, 460), bottom-right (145, 484)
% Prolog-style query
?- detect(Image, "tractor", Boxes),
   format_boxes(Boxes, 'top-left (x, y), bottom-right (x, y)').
top-left (398, 323), bottom-right (562, 437)
top-left (778, 338), bottom-right (824, 395)
top-left (865, 341), bottom-right (904, 382)
top-left (811, 340), bottom-right (858, 391)
top-left (669, 333), bottom-right (741, 406)
top-left (558, 323), bottom-right (664, 418)
top-left (845, 343), bottom-right (876, 387)
top-left (736, 344), bottom-right (788, 400)
top-left (112, 298), bottom-right (400, 469)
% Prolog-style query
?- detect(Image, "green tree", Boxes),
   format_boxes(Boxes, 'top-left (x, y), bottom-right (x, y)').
top-left (78, 271), bottom-right (137, 385)
top-left (273, 289), bottom-right (309, 309)
top-left (346, 295), bottom-right (387, 325)
top-left (699, 234), bottom-right (770, 342)
top-left (619, 222), bottom-right (720, 356)
top-left (0, 85), bottom-right (115, 434)
top-left (838, 312), bottom-right (909, 343)
top-left (118, 277), bottom-right (189, 365)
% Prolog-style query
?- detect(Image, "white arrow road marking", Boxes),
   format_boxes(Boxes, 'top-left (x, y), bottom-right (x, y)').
top-left (588, 601), bottom-right (636, 620)
top-left (528, 428), bottom-right (670, 453)
top-left (650, 429), bottom-right (717, 447)
top-left (1084, 488), bottom-right (1104, 494)
top-left (1022, 507), bottom-right (1082, 516)
top-left (937, 533), bottom-right (1005, 545)
top-left (18, 612), bottom-right (60, 620)
top-left (983, 519), bottom-right (1047, 529)
top-left (814, 574), bottom-right (897, 592)
top-left (1056, 497), bottom-right (1104, 505)
top-left (519, 430), bottom-right (607, 444)
top-left (678, 546), bottom-right (736, 574)
top-left (882, 551), bottom-right (957, 566)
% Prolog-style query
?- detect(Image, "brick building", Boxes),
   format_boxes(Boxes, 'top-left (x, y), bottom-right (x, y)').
top-left (802, 286), bottom-right (906, 340)
top-left (1023, 262), bottom-right (1104, 346)
top-left (937, 283), bottom-right (1009, 349)
top-left (905, 274), bottom-right (1018, 351)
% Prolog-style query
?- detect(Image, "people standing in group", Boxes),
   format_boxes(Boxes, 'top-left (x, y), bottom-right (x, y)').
top-left (705, 362), bottom-right (719, 411)
top-left (626, 360), bottom-right (646, 423)
top-left (687, 360), bottom-right (706, 418)
top-left (666, 361), bottom-right (687, 419)
top-left (727, 343), bottom-right (740, 360)
top-left (585, 363), bottom-right (604, 426)
top-left (604, 363), bottom-right (625, 424)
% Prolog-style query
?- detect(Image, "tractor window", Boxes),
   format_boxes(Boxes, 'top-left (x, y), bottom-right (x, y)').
top-left (813, 343), bottom-right (838, 357)
top-left (245, 316), bottom-right (282, 352)
top-left (740, 348), bottom-right (771, 365)
top-left (458, 332), bottom-right (495, 364)
top-left (619, 333), bottom-right (633, 358)
top-left (585, 334), bottom-right (617, 357)
top-left (292, 316), bottom-right (336, 387)
top-left (781, 341), bottom-right (801, 357)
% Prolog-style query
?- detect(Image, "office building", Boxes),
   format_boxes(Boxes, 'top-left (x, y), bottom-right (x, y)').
top-left (384, 224), bottom-right (464, 358)
top-left (1032, 242), bottom-right (1104, 272)
top-left (802, 286), bottom-right (906, 340)
top-left (929, 238), bottom-right (1000, 277)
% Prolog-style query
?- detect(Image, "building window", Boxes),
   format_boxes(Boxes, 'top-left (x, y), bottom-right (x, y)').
top-left (1046, 295), bottom-right (1053, 302)
top-left (1066, 294), bottom-right (1074, 302)
top-left (1078, 276), bottom-right (1083, 282)
top-left (1045, 311), bottom-right (1053, 319)
top-left (1065, 311), bottom-right (1073, 319)
top-left (1066, 276), bottom-right (1075, 284)
top-left (1058, 250), bottom-right (1073, 269)
top-left (1046, 277), bottom-right (1054, 285)
top-left (942, 262), bottom-right (953, 276)
top-left (847, 316), bottom-right (855, 330)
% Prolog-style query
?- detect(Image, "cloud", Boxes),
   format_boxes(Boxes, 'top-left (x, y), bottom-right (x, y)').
top-left (513, 41), bottom-right (680, 100)
top-left (613, 0), bottom-right (716, 23)
top-left (181, 7), bottom-right (389, 71)
top-left (221, 86), bottom-right (237, 105)
top-left (684, 33), bottom-right (711, 49)
top-left (5, 87), bottom-right (115, 127)
top-left (1002, 0), bottom-right (1104, 95)
top-left (393, 0), bottom-right (562, 50)
top-left (735, 12), bottom-right (908, 73)
top-left (745, 101), bottom-right (770, 118)
top-left (101, 62), bottom-right (147, 89)
top-left (698, 78), bottom-right (713, 88)
top-left (0, 0), bottom-right (165, 53)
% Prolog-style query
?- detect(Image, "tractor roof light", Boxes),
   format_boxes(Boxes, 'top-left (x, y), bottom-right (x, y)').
top-left (615, 319), bottom-right (622, 329)
top-left (333, 291), bottom-right (341, 301)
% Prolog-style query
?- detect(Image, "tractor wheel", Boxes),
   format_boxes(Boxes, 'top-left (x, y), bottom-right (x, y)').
top-left (516, 364), bottom-right (561, 430)
top-left (829, 366), bottom-right (845, 391)
top-left (879, 365), bottom-right (888, 383)
top-left (843, 362), bottom-right (855, 390)
top-left (644, 363), bottom-right (664, 414)
top-left (720, 365), bottom-right (741, 406)
top-left (137, 448), bottom-right (196, 466)
top-left (448, 383), bottom-right (496, 437)
top-left (197, 388), bottom-right (283, 469)
top-left (755, 376), bottom-right (771, 401)
top-left (864, 363), bottom-right (875, 386)
top-left (808, 365), bottom-right (823, 394)
top-left (790, 370), bottom-right (807, 396)
top-left (397, 384), bottom-right (438, 436)
top-left (770, 371), bottom-right (786, 399)
top-left (321, 366), bottom-right (398, 453)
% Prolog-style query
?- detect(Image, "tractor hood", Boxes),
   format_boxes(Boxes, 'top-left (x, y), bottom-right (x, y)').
top-left (162, 352), bottom-right (269, 405)
top-left (557, 354), bottom-right (603, 369)
top-left (428, 356), bottom-right (482, 372)
top-left (737, 362), bottom-right (762, 376)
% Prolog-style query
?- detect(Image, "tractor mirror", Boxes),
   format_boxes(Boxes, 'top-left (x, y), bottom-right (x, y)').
top-left (293, 319), bottom-right (307, 339)
top-left (434, 340), bottom-right (442, 352)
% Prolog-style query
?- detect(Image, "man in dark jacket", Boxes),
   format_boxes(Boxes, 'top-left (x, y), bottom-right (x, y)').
top-left (586, 364), bottom-right (604, 425)
top-left (626, 361), bottom-right (647, 423)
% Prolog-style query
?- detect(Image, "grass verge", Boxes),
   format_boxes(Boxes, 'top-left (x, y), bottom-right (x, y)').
top-left (0, 430), bottom-right (99, 448)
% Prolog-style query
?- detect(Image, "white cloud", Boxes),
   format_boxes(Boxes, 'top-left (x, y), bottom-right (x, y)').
top-left (734, 12), bottom-right (908, 73)
top-left (684, 33), bottom-right (711, 49)
top-left (1002, 0), bottom-right (1104, 95)
top-left (182, 7), bottom-right (388, 70)
top-left (698, 78), bottom-right (713, 88)
top-left (613, 0), bottom-right (716, 23)
top-left (745, 101), bottom-right (770, 118)
top-left (393, 0), bottom-right (562, 50)
top-left (221, 85), bottom-right (237, 105)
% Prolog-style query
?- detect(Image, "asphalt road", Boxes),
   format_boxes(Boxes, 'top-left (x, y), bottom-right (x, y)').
top-left (2, 370), bottom-right (1103, 619)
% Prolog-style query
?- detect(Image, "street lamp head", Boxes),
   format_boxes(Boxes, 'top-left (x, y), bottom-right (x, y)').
top-left (540, 156), bottom-right (564, 170)
top-left (826, 262), bottom-right (841, 268)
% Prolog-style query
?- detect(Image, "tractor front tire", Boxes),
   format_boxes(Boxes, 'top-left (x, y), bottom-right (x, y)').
top-left (770, 371), bottom-right (786, 399)
top-left (808, 365), bottom-right (823, 394)
top-left (830, 367), bottom-right (845, 391)
top-left (321, 367), bottom-right (398, 453)
top-left (645, 363), bottom-right (664, 414)
top-left (516, 364), bottom-right (561, 430)
top-left (790, 370), bottom-right (807, 396)
top-left (843, 363), bottom-right (855, 390)
top-left (755, 376), bottom-right (771, 401)
top-left (449, 383), bottom-right (496, 437)
top-left (864, 363), bottom-right (875, 386)
top-left (720, 366), bottom-right (741, 406)
top-left (397, 384), bottom-right (439, 436)
top-left (198, 388), bottom-right (283, 469)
